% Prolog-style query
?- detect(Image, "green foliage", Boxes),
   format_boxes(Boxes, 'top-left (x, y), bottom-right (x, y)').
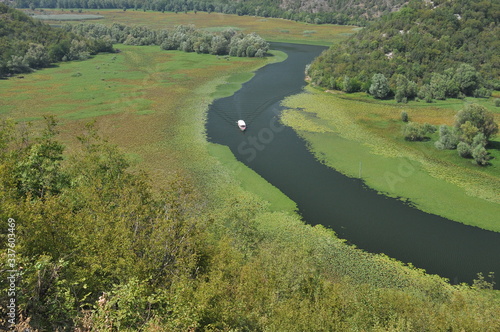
top-left (1, 114), bottom-right (500, 331)
top-left (430, 73), bottom-right (447, 100)
top-left (403, 122), bottom-right (433, 141)
top-left (454, 63), bottom-right (479, 96)
top-left (401, 110), bottom-right (409, 122)
top-left (0, 4), bottom-right (113, 77)
top-left (472, 272), bottom-right (496, 290)
top-left (418, 84), bottom-right (434, 103)
top-left (457, 141), bottom-right (472, 158)
top-left (472, 143), bottom-right (490, 165)
top-left (68, 23), bottom-right (269, 57)
top-left (14, 0), bottom-right (412, 26)
top-left (308, 0), bottom-right (500, 99)
top-left (15, 116), bottom-right (68, 199)
top-left (434, 104), bottom-right (497, 164)
top-left (460, 121), bottom-right (480, 145)
top-left (369, 73), bottom-right (390, 99)
top-left (455, 103), bottom-right (499, 140)
top-left (435, 125), bottom-right (459, 150)
top-left (392, 74), bottom-right (417, 103)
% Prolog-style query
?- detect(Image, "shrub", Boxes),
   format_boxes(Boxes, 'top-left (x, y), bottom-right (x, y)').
top-left (403, 122), bottom-right (427, 141)
top-left (472, 133), bottom-right (487, 148)
top-left (401, 111), bottom-right (409, 122)
top-left (472, 144), bottom-right (490, 165)
top-left (457, 142), bottom-right (472, 158)
top-left (422, 123), bottom-right (436, 134)
top-left (473, 87), bottom-right (492, 98)
top-left (435, 125), bottom-right (459, 150)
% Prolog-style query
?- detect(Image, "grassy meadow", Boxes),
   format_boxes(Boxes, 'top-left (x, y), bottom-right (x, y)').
top-left (282, 87), bottom-right (500, 232)
top-left (33, 8), bottom-right (358, 45)
top-left (0, 44), bottom-right (290, 202)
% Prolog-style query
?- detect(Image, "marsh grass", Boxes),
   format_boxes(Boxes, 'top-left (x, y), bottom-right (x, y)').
top-left (282, 87), bottom-right (500, 231)
top-left (0, 45), bottom-right (279, 194)
top-left (32, 14), bottom-right (104, 20)
top-left (38, 9), bottom-right (356, 45)
top-left (207, 143), bottom-right (296, 212)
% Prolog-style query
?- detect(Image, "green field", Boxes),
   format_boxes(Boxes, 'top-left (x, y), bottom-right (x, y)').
top-left (282, 87), bottom-right (500, 232)
top-left (32, 13), bottom-right (104, 20)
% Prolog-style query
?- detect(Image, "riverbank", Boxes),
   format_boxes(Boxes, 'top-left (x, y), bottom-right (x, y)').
top-left (281, 86), bottom-right (500, 232)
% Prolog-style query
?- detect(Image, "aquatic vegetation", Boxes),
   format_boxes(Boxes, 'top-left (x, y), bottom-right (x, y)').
top-left (282, 87), bottom-right (500, 231)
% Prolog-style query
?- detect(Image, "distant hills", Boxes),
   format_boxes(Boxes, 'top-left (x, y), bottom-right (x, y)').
top-left (13, 0), bottom-right (410, 25)
top-left (308, 0), bottom-right (500, 100)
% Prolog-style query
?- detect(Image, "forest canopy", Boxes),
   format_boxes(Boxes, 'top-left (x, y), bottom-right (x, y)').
top-left (307, 0), bottom-right (500, 101)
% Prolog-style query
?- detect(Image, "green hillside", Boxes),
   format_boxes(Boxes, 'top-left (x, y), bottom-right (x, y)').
top-left (308, 0), bottom-right (500, 100)
top-left (0, 3), bottom-right (114, 77)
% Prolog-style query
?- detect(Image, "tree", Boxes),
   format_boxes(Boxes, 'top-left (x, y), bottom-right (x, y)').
top-left (418, 84), bottom-right (433, 103)
top-left (459, 121), bottom-right (479, 145)
top-left (472, 144), bottom-right (490, 165)
top-left (455, 104), bottom-right (498, 141)
top-left (454, 63), bottom-right (479, 96)
top-left (15, 116), bottom-right (68, 199)
top-left (457, 141), bottom-right (472, 158)
top-left (369, 73), bottom-right (390, 99)
top-left (7, 55), bottom-right (31, 74)
top-left (24, 43), bottom-right (51, 69)
top-left (391, 74), bottom-right (417, 103)
top-left (430, 73), bottom-right (447, 100)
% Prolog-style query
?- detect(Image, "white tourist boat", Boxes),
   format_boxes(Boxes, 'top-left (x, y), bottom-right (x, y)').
top-left (237, 120), bottom-right (246, 131)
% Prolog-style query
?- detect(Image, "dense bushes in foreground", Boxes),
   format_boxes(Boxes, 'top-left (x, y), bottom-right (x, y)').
top-left (1, 118), bottom-right (499, 330)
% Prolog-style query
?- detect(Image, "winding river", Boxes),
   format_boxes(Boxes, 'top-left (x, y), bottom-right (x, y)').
top-left (206, 43), bottom-right (500, 286)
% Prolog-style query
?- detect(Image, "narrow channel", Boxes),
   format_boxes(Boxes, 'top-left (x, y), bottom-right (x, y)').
top-left (206, 42), bottom-right (500, 286)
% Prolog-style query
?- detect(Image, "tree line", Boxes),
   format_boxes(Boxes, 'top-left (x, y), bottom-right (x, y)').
top-left (0, 3), bottom-right (113, 77)
top-left (66, 22), bottom-right (269, 57)
top-left (308, 0), bottom-right (500, 102)
top-left (0, 3), bottom-right (269, 77)
top-left (13, 0), bottom-right (410, 26)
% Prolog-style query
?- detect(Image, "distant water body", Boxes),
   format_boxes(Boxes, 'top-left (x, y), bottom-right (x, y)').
top-left (206, 42), bottom-right (500, 287)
